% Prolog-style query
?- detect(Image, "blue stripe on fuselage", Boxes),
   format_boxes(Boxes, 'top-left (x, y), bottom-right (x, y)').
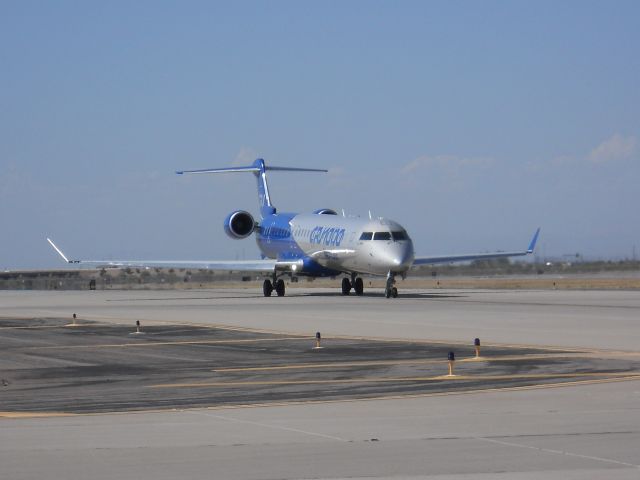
top-left (256, 213), bottom-right (300, 260)
top-left (256, 213), bottom-right (346, 277)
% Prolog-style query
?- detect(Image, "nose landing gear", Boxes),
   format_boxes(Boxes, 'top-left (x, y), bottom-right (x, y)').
top-left (385, 272), bottom-right (398, 298)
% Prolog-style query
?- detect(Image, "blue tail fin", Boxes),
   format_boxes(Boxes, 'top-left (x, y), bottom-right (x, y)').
top-left (253, 159), bottom-right (275, 217)
top-left (177, 158), bottom-right (327, 218)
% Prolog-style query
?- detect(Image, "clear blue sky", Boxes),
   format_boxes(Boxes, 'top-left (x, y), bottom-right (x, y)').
top-left (2, 1), bottom-right (639, 269)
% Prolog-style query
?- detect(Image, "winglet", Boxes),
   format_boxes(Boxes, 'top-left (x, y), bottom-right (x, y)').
top-left (527, 228), bottom-right (541, 254)
top-left (47, 238), bottom-right (71, 263)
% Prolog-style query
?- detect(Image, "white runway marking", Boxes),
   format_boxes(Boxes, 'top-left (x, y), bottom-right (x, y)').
top-left (476, 436), bottom-right (640, 469)
top-left (187, 410), bottom-right (349, 442)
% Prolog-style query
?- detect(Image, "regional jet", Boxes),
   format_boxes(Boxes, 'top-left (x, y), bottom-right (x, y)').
top-left (48, 158), bottom-right (539, 298)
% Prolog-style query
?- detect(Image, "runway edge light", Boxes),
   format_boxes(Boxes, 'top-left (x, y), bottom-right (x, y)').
top-left (448, 351), bottom-right (455, 376)
top-left (130, 320), bottom-right (145, 335)
top-left (66, 312), bottom-right (79, 327)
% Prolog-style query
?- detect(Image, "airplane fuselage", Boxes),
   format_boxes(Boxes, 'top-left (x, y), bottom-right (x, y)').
top-left (256, 212), bottom-right (415, 277)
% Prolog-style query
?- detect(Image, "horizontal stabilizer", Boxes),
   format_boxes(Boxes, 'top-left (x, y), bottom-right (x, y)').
top-left (176, 165), bottom-right (327, 175)
top-left (266, 166), bottom-right (328, 173)
top-left (176, 166), bottom-right (260, 175)
top-left (176, 158), bottom-right (326, 218)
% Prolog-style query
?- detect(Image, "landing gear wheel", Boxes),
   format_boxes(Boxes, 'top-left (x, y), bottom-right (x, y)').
top-left (354, 277), bottom-right (364, 296)
top-left (275, 279), bottom-right (286, 297)
top-left (385, 286), bottom-right (392, 298)
top-left (263, 279), bottom-right (273, 297)
top-left (391, 287), bottom-right (398, 298)
top-left (341, 278), bottom-right (352, 295)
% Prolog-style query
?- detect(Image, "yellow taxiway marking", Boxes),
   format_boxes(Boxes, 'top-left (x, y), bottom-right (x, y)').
top-left (150, 371), bottom-right (640, 389)
top-left (213, 360), bottom-right (446, 372)
top-left (183, 375), bottom-right (640, 412)
top-left (212, 352), bottom-right (638, 373)
top-left (4, 315), bottom-right (638, 358)
top-left (0, 323), bottom-right (125, 331)
top-left (26, 336), bottom-right (307, 350)
top-left (461, 352), bottom-right (640, 361)
top-left (0, 411), bottom-right (73, 419)
top-left (4, 375), bottom-right (640, 419)
top-left (0, 325), bottom-right (75, 330)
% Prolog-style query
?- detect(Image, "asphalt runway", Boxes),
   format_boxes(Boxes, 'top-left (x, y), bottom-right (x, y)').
top-left (1, 288), bottom-right (639, 479)
top-left (3, 317), bottom-right (636, 415)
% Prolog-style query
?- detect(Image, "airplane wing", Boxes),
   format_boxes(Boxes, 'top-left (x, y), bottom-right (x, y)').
top-left (412, 228), bottom-right (540, 266)
top-left (46, 238), bottom-right (277, 271)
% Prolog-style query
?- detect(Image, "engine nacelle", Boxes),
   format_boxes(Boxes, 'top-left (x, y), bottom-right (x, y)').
top-left (224, 210), bottom-right (256, 239)
top-left (313, 208), bottom-right (338, 215)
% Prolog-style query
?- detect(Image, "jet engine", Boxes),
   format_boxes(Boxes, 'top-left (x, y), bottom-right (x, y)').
top-left (313, 208), bottom-right (338, 215)
top-left (224, 210), bottom-right (256, 239)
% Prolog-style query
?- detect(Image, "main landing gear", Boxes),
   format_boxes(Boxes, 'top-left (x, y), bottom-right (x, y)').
top-left (341, 274), bottom-right (364, 296)
top-left (263, 276), bottom-right (286, 297)
top-left (264, 273), bottom-right (397, 298)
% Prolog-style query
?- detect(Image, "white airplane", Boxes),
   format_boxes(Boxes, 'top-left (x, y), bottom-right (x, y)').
top-left (48, 158), bottom-right (540, 298)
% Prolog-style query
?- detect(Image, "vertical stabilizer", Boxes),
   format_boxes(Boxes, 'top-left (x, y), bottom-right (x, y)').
top-left (252, 159), bottom-right (276, 217)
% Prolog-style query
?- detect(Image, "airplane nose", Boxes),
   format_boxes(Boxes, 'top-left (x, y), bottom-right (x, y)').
top-left (388, 243), bottom-right (414, 269)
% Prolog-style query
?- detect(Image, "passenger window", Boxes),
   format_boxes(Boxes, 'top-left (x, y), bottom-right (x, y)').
top-left (373, 232), bottom-right (392, 241)
top-left (359, 232), bottom-right (373, 240)
top-left (392, 231), bottom-right (408, 241)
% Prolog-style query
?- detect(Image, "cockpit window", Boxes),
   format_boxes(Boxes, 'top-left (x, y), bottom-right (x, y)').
top-left (391, 231), bottom-right (408, 241)
top-left (373, 232), bottom-right (392, 241)
top-left (359, 232), bottom-right (373, 240)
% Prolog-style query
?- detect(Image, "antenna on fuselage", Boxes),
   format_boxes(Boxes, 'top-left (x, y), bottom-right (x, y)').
top-left (177, 158), bottom-right (327, 218)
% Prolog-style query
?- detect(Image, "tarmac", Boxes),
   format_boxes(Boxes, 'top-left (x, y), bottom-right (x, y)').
top-left (1, 287), bottom-right (639, 479)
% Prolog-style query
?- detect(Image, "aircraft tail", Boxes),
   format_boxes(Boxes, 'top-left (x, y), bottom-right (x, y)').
top-left (177, 159), bottom-right (327, 218)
